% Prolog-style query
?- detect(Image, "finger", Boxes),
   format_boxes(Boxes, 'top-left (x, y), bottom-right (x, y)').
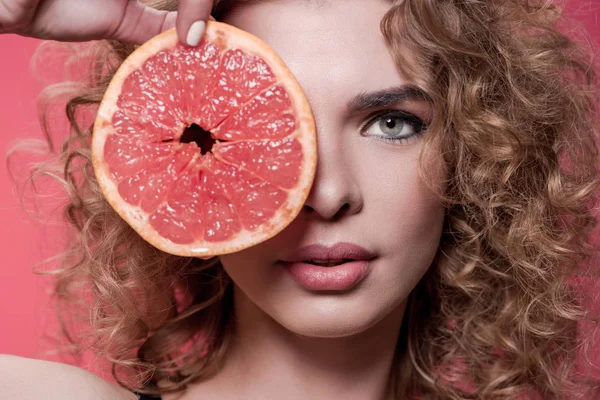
top-left (176, 0), bottom-right (213, 46)
top-left (0, 0), bottom-right (41, 34)
top-left (110, 1), bottom-right (177, 45)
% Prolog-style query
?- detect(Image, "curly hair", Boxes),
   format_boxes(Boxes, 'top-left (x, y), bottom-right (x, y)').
top-left (8, 0), bottom-right (600, 398)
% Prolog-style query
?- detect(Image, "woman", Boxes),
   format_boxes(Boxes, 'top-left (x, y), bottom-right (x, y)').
top-left (2, 0), bottom-right (599, 399)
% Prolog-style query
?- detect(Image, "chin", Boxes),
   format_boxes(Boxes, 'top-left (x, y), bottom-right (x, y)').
top-left (270, 299), bottom-right (403, 338)
top-left (280, 318), bottom-right (376, 338)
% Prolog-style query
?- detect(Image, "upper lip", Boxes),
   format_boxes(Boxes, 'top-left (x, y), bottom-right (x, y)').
top-left (280, 242), bottom-right (377, 263)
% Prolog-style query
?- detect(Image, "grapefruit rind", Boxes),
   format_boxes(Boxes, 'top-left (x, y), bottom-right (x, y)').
top-left (92, 22), bottom-right (316, 257)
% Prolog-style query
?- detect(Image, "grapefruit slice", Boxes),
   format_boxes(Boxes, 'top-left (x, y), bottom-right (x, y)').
top-left (92, 21), bottom-right (317, 257)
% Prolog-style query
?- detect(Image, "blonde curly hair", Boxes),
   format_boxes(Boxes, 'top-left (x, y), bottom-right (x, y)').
top-left (8, 0), bottom-right (600, 398)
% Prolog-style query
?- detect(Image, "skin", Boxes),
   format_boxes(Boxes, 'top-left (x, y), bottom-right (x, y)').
top-left (164, 1), bottom-right (446, 399)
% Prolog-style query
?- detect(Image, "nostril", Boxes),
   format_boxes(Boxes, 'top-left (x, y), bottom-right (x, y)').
top-left (332, 203), bottom-right (351, 221)
top-left (301, 202), bottom-right (352, 221)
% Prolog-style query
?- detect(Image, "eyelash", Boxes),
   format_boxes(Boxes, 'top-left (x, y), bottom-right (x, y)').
top-left (360, 110), bottom-right (428, 144)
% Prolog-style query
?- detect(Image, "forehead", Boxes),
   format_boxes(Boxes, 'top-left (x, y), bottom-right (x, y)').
top-left (221, 0), bottom-right (406, 111)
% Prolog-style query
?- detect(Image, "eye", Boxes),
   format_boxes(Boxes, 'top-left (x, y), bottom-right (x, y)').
top-left (362, 110), bottom-right (427, 143)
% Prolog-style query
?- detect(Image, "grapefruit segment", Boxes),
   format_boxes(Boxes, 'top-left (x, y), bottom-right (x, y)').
top-left (204, 49), bottom-right (277, 130)
top-left (228, 168), bottom-right (288, 232)
top-left (203, 155), bottom-right (288, 233)
top-left (118, 68), bottom-right (183, 131)
top-left (92, 22), bottom-right (317, 257)
top-left (201, 158), bottom-right (243, 242)
top-left (103, 135), bottom-right (174, 180)
top-left (211, 85), bottom-right (296, 141)
top-left (213, 138), bottom-right (303, 190)
top-left (173, 41), bottom-right (221, 123)
top-left (149, 165), bottom-right (205, 245)
top-left (118, 144), bottom-right (198, 212)
top-left (112, 111), bottom-right (169, 142)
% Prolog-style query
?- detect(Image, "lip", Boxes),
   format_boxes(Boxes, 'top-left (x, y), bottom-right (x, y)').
top-left (282, 260), bottom-right (373, 291)
top-left (280, 242), bottom-right (377, 263)
top-left (279, 243), bottom-right (376, 291)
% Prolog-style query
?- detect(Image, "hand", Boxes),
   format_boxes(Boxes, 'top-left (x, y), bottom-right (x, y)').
top-left (0, 0), bottom-right (214, 45)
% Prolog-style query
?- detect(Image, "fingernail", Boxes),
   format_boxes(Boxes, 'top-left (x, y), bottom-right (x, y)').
top-left (186, 20), bottom-right (206, 47)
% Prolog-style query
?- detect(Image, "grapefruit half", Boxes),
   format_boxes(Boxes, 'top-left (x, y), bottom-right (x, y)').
top-left (92, 22), bottom-right (317, 257)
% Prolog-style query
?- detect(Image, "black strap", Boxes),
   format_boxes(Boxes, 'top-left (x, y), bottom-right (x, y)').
top-left (135, 392), bottom-right (162, 399)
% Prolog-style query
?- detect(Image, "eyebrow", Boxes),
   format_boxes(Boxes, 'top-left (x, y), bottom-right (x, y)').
top-left (346, 85), bottom-right (432, 114)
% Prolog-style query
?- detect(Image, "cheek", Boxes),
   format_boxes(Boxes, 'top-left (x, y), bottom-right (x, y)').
top-left (220, 249), bottom-right (261, 281)
top-left (356, 145), bottom-right (445, 293)
top-left (361, 145), bottom-right (444, 233)
top-left (363, 156), bottom-right (443, 302)
top-left (219, 243), bottom-right (281, 298)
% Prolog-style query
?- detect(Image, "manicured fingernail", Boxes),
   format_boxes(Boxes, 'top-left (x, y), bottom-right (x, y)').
top-left (186, 20), bottom-right (206, 46)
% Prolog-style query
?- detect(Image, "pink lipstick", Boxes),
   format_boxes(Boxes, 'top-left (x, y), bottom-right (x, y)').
top-left (279, 243), bottom-right (376, 291)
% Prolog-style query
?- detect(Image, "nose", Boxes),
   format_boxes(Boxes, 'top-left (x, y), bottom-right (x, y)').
top-left (302, 128), bottom-right (363, 221)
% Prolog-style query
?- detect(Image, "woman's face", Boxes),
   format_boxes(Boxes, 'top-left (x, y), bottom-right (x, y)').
top-left (219, 0), bottom-right (445, 337)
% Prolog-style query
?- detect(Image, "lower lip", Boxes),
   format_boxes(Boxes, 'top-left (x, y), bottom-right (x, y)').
top-left (281, 260), bottom-right (372, 291)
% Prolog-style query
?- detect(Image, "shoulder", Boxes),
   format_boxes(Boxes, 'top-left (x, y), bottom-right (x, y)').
top-left (0, 354), bottom-right (138, 400)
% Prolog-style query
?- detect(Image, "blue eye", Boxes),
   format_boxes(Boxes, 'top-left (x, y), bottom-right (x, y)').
top-left (362, 110), bottom-right (427, 143)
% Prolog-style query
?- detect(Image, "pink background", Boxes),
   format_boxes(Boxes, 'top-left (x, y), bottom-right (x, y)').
top-left (0, 0), bottom-right (599, 370)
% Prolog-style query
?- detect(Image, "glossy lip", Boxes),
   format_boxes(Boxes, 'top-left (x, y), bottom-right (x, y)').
top-left (278, 243), bottom-right (377, 291)
top-left (280, 242), bottom-right (377, 263)
top-left (282, 260), bottom-right (373, 291)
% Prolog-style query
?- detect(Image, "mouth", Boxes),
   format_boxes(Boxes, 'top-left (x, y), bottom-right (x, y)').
top-left (300, 259), bottom-right (355, 267)
top-left (280, 257), bottom-right (374, 291)
top-left (280, 242), bottom-right (377, 265)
